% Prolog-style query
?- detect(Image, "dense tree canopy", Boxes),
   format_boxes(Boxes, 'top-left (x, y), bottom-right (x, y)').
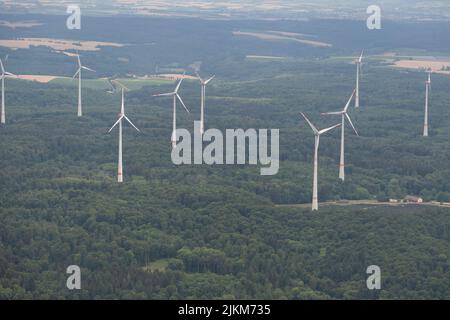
top-left (0, 14), bottom-right (450, 299)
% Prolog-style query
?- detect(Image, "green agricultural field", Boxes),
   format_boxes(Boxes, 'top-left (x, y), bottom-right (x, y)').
top-left (48, 77), bottom-right (174, 91)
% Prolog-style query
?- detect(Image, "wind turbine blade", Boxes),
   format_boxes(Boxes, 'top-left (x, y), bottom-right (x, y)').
top-left (82, 66), bottom-right (96, 72)
top-left (300, 112), bottom-right (319, 134)
top-left (106, 79), bottom-right (116, 93)
top-left (0, 58), bottom-right (4, 73)
top-left (5, 72), bottom-right (16, 77)
top-left (345, 113), bottom-right (359, 136)
top-left (77, 54), bottom-right (81, 67)
top-left (359, 50), bottom-right (364, 63)
top-left (176, 94), bottom-right (190, 113)
top-left (124, 116), bottom-right (141, 132)
top-left (195, 71), bottom-right (204, 84)
top-left (319, 123), bottom-right (341, 135)
top-left (321, 111), bottom-right (343, 116)
top-left (205, 75), bottom-right (215, 85)
top-left (72, 68), bottom-right (80, 80)
top-left (175, 78), bottom-right (184, 93)
top-left (108, 116), bottom-right (124, 133)
top-left (112, 79), bottom-right (129, 91)
top-left (344, 89), bottom-right (356, 112)
top-left (153, 92), bottom-right (174, 97)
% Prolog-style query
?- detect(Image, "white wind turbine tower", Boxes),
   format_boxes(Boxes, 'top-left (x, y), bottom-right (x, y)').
top-left (196, 72), bottom-right (215, 135)
top-left (423, 70), bottom-right (432, 137)
top-left (355, 50), bottom-right (364, 108)
top-left (153, 78), bottom-right (190, 148)
top-left (73, 53), bottom-right (95, 117)
top-left (321, 89), bottom-right (359, 181)
top-left (1, 56), bottom-right (17, 124)
top-left (301, 113), bottom-right (341, 211)
top-left (108, 80), bottom-right (140, 183)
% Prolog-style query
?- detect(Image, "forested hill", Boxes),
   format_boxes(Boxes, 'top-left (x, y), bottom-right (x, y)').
top-left (0, 15), bottom-right (450, 299)
top-left (1, 60), bottom-right (450, 299)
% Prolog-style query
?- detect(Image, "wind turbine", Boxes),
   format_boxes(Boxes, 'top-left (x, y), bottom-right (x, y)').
top-left (1, 56), bottom-right (17, 124)
top-left (355, 50), bottom-right (364, 108)
top-left (73, 53), bottom-right (95, 117)
top-left (108, 80), bottom-right (140, 183)
top-left (106, 78), bottom-right (118, 94)
top-left (301, 113), bottom-right (341, 211)
top-left (196, 72), bottom-right (215, 135)
top-left (321, 89), bottom-right (359, 181)
top-left (153, 77), bottom-right (190, 148)
top-left (423, 70), bottom-right (431, 137)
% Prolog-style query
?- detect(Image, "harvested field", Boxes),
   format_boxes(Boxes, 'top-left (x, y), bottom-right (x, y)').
top-left (0, 38), bottom-right (124, 51)
top-left (15, 75), bottom-right (58, 83)
top-left (0, 20), bottom-right (42, 29)
top-left (392, 59), bottom-right (450, 75)
top-left (139, 74), bottom-right (198, 81)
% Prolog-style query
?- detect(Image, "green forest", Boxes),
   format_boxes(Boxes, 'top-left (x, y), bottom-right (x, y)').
top-left (0, 14), bottom-right (450, 299)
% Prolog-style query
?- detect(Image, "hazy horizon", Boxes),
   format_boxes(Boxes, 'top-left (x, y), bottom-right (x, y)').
top-left (1, 0), bottom-right (450, 21)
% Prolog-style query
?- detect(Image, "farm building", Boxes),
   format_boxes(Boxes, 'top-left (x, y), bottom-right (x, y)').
top-left (404, 196), bottom-right (424, 203)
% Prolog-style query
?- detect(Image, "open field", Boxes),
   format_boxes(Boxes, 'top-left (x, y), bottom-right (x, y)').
top-left (246, 55), bottom-right (289, 61)
top-left (50, 77), bottom-right (173, 90)
top-left (208, 96), bottom-right (272, 104)
top-left (267, 31), bottom-right (315, 38)
top-left (392, 59), bottom-right (450, 75)
top-left (13, 76), bottom-right (114, 89)
top-left (325, 54), bottom-right (450, 76)
top-left (0, 38), bottom-right (124, 51)
top-left (372, 52), bottom-right (450, 75)
top-left (15, 75), bottom-right (58, 83)
top-left (233, 31), bottom-right (332, 48)
top-left (0, 20), bottom-right (42, 29)
top-left (140, 73), bottom-right (198, 81)
top-left (53, 50), bottom-right (79, 57)
top-left (13, 76), bottom-right (173, 89)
